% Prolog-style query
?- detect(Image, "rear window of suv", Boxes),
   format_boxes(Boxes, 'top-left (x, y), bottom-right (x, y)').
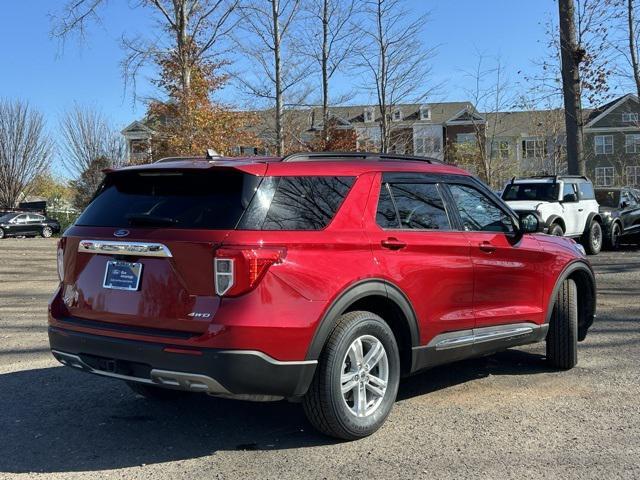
top-left (502, 183), bottom-right (559, 202)
top-left (75, 170), bottom-right (260, 229)
top-left (76, 170), bottom-right (355, 231)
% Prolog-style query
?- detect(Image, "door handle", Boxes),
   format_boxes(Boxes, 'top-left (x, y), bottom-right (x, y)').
top-left (381, 238), bottom-right (407, 250)
top-left (578, 208), bottom-right (584, 212)
top-left (478, 241), bottom-right (496, 253)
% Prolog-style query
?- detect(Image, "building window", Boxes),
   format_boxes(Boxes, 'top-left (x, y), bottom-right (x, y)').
top-left (594, 135), bottom-right (614, 155)
top-left (625, 134), bottom-right (640, 153)
top-left (456, 133), bottom-right (476, 144)
top-left (595, 166), bottom-right (615, 187)
top-left (622, 112), bottom-right (639, 123)
top-left (364, 107), bottom-right (374, 123)
top-left (392, 109), bottom-right (402, 122)
top-left (419, 106), bottom-right (431, 121)
top-left (415, 137), bottom-right (441, 155)
top-left (522, 138), bottom-right (546, 158)
top-left (626, 166), bottom-right (640, 186)
top-left (492, 140), bottom-right (510, 159)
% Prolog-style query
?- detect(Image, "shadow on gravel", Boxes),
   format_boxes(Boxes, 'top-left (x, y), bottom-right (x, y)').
top-left (0, 348), bottom-right (552, 474)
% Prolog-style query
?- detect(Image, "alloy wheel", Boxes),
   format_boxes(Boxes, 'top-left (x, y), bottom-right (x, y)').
top-left (591, 222), bottom-right (602, 251)
top-left (340, 335), bottom-right (389, 418)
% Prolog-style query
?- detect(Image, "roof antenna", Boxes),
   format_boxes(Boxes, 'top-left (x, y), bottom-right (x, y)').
top-left (206, 149), bottom-right (220, 159)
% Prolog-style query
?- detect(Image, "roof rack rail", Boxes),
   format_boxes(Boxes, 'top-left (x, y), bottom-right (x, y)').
top-left (281, 151), bottom-right (441, 164)
top-left (527, 174), bottom-right (589, 181)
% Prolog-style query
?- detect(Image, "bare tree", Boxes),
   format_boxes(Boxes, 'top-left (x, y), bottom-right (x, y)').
top-left (296, 0), bottom-right (358, 143)
top-left (234, 0), bottom-right (307, 155)
top-left (0, 100), bottom-right (53, 209)
top-left (625, 0), bottom-right (640, 96)
top-left (460, 53), bottom-right (517, 187)
top-left (51, 0), bottom-right (240, 101)
top-left (354, 0), bottom-right (438, 153)
top-left (607, 0), bottom-right (640, 96)
top-left (59, 105), bottom-right (126, 179)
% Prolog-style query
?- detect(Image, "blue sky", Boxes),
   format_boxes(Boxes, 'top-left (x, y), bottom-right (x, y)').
top-left (0, 0), bottom-right (596, 174)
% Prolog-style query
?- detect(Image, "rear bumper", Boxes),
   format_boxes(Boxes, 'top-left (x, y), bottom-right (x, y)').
top-left (48, 327), bottom-right (316, 398)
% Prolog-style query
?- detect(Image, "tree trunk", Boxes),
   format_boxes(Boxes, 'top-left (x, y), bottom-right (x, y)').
top-left (321, 0), bottom-right (329, 144)
top-left (628, 0), bottom-right (640, 98)
top-left (376, 0), bottom-right (388, 153)
top-left (272, 0), bottom-right (284, 156)
top-left (558, 0), bottom-right (584, 175)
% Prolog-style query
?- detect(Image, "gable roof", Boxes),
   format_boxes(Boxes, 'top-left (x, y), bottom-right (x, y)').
top-left (121, 120), bottom-right (155, 135)
top-left (584, 93), bottom-right (640, 127)
top-left (445, 107), bottom-right (485, 124)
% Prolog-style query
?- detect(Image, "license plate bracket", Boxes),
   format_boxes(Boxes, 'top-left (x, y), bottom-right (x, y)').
top-left (103, 260), bottom-right (142, 291)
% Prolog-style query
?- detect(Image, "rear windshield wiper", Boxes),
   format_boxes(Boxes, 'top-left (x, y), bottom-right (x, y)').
top-left (125, 214), bottom-right (178, 227)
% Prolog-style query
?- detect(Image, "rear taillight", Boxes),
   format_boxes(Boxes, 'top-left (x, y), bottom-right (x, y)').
top-left (56, 239), bottom-right (65, 282)
top-left (214, 246), bottom-right (285, 297)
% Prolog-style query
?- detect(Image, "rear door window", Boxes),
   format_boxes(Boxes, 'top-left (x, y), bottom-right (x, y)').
top-left (376, 182), bottom-right (450, 230)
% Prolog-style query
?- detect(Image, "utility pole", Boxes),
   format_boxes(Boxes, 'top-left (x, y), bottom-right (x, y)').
top-left (558, 0), bottom-right (585, 175)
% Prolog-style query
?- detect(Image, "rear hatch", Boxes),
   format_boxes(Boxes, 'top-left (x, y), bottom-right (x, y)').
top-left (59, 164), bottom-right (266, 336)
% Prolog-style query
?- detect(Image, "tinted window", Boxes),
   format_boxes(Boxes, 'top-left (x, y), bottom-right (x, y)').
top-left (502, 183), bottom-right (558, 201)
top-left (449, 184), bottom-right (514, 233)
top-left (578, 181), bottom-right (595, 200)
top-left (596, 189), bottom-right (620, 208)
top-left (376, 184), bottom-right (400, 228)
top-left (621, 190), bottom-right (637, 207)
top-left (377, 183), bottom-right (449, 230)
top-left (562, 182), bottom-right (578, 202)
top-left (259, 176), bottom-right (354, 230)
top-left (76, 170), bottom-right (260, 229)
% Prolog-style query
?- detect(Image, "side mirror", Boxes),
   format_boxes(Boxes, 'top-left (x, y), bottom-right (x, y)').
top-left (562, 193), bottom-right (578, 203)
top-left (519, 212), bottom-right (544, 234)
top-left (621, 201), bottom-right (629, 209)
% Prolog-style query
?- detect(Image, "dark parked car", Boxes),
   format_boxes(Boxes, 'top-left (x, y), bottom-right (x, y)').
top-left (595, 187), bottom-right (640, 249)
top-left (49, 152), bottom-right (596, 440)
top-left (0, 212), bottom-right (61, 239)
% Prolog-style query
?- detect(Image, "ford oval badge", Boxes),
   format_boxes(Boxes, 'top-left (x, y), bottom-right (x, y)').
top-left (113, 229), bottom-right (130, 238)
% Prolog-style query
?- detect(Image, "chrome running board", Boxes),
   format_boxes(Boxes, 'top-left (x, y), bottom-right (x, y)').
top-left (434, 324), bottom-right (535, 351)
top-left (410, 322), bottom-right (548, 373)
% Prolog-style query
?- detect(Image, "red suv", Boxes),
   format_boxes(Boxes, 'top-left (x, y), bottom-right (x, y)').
top-left (49, 152), bottom-right (596, 439)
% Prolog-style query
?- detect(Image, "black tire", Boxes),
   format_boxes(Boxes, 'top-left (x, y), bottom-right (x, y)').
top-left (546, 278), bottom-right (578, 370)
top-left (548, 223), bottom-right (564, 236)
top-left (604, 221), bottom-right (622, 250)
top-left (583, 220), bottom-right (602, 255)
top-left (303, 311), bottom-right (400, 440)
top-left (41, 226), bottom-right (53, 238)
top-left (127, 382), bottom-right (190, 400)
top-left (0, 228), bottom-right (4, 239)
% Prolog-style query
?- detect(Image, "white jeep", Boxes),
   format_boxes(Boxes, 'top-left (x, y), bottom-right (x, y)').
top-left (501, 175), bottom-right (603, 255)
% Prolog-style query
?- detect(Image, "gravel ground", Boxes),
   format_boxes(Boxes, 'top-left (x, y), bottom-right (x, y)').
top-left (0, 237), bottom-right (638, 479)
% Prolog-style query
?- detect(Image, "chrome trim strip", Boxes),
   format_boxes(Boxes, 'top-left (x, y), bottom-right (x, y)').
top-left (51, 350), bottom-right (230, 394)
top-left (434, 323), bottom-right (535, 351)
top-left (217, 350), bottom-right (318, 366)
top-left (78, 240), bottom-right (173, 258)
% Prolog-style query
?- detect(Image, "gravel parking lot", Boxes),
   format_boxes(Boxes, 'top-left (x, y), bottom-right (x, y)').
top-left (0, 237), bottom-right (638, 479)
